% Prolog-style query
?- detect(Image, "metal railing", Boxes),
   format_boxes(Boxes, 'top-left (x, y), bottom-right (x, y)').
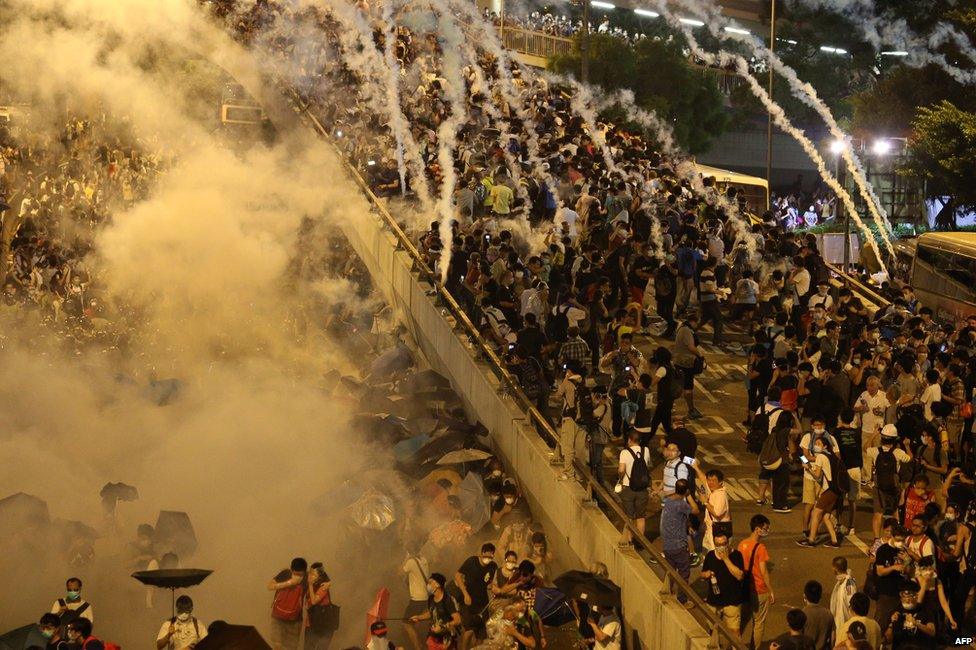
top-left (284, 87), bottom-right (748, 650)
top-left (824, 260), bottom-right (891, 316)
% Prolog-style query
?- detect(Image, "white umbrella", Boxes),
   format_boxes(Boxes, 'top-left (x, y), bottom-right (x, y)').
top-left (437, 449), bottom-right (493, 465)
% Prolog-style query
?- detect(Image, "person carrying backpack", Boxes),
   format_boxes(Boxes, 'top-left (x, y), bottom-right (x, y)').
top-left (267, 557), bottom-right (308, 650)
top-left (66, 618), bottom-right (118, 650)
top-left (156, 595), bottom-right (207, 650)
top-left (617, 429), bottom-right (652, 549)
top-left (753, 387), bottom-right (796, 513)
top-left (867, 425), bottom-right (912, 548)
top-left (554, 362), bottom-right (586, 482)
top-left (51, 577), bottom-right (93, 629)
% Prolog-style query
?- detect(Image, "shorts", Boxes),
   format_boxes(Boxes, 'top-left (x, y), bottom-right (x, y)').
top-left (847, 467), bottom-right (861, 488)
top-left (678, 365), bottom-right (695, 390)
top-left (802, 478), bottom-right (823, 505)
top-left (713, 603), bottom-right (742, 633)
top-left (403, 599), bottom-right (428, 618)
top-left (815, 488), bottom-right (839, 513)
top-left (620, 486), bottom-right (649, 519)
top-left (758, 467), bottom-right (775, 481)
top-left (873, 489), bottom-right (899, 516)
top-left (459, 604), bottom-right (486, 634)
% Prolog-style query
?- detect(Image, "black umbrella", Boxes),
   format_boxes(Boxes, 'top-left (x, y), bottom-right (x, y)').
top-left (132, 568), bottom-right (213, 618)
top-left (99, 482), bottom-right (139, 515)
top-left (553, 571), bottom-right (621, 609)
top-left (0, 623), bottom-right (46, 650)
top-left (154, 511), bottom-right (197, 558)
top-left (0, 493), bottom-right (50, 529)
top-left (195, 624), bottom-right (271, 650)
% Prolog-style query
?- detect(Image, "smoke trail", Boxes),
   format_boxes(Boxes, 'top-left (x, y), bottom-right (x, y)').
top-left (380, 0), bottom-right (408, 197)
top-left (792, 0), bottom-right (976, 85)
top-left (651, 1), bottom-right (888, 273)
top-left (674, 0), bottom-right (897, 261)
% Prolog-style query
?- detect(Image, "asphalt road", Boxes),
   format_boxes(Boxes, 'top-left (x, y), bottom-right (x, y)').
top-left (615, 321), bottom-right (874, 644)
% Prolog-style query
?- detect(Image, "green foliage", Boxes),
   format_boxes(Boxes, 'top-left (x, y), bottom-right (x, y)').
top-left (549, 34), bottom-right (729, 154)
top-left (904, 101), bottom-right (976, 210)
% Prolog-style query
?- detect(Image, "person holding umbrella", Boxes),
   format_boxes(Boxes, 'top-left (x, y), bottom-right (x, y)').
top-left (587, 605), bottom-right (621, 650)
top-left (156, 595), bottom-right (207, 650)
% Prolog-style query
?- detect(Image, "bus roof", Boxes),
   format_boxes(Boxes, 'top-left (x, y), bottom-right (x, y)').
top-left (917, 232), bottom-right (976, 256)
top-left (693, 163), bottom-right (769, 191)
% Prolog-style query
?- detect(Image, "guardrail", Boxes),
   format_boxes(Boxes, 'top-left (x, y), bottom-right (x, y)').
top-left (824, 260), bottom-right (891, 316)
top-left (284, 87), bottom-right (748, 650)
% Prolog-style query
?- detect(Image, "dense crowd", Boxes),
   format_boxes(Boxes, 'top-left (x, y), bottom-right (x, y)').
top-left (200, 1), bottom-right (976, 648)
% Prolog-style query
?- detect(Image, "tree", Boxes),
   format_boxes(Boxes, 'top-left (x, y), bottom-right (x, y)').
top-left (550, 34), bottom-right (729, 154)
top-left (904, 101), bottom-right (976, 217)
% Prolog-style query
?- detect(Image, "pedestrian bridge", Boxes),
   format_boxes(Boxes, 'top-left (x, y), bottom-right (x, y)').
top-left (289, 99), bottom-right (747, 650)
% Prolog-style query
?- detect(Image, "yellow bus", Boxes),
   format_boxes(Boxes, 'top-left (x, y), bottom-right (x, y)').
top-left (694, 163), bottom-right (770, 218)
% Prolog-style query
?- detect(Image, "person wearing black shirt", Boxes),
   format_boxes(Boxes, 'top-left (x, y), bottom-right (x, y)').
top-left (833, 408), bottom-right (862, 534)
top-left (768, 608), bottom-right (815, 650)
top-left (873, 527), bottom-right (908, 632)
top-left (515, 313), bottom-right (548, 363)
top-left (665, 416), bottom-right (698, 460)
top-left (886, 587), bottom-right (938, 649)
top-left (453, 544), bottom-right (499, 649)
top-left (410, 573), bottom-right (461, 647)
top-left (700, 532), bottom-right (744, 634)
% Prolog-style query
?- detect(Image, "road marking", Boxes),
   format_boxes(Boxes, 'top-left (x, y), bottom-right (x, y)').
top-left (694, 378), bottom-right (718, 403)
top-left (724, 477), bottom-right (759, 501)
top-left (846, 532), bottom-right (870, 556)
top-left (698, 443), bottom-right (744, 466)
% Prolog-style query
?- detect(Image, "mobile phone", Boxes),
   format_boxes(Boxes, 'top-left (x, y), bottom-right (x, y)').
top-left (625, 365), bottom-right (632, 372)
top-left (800, 456), bottom-right (810, 465)
top-left (683, 456), bottom-right (696, 466)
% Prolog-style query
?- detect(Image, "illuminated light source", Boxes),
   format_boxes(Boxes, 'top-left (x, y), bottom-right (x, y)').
top-left (724, 26), bottom-right (750, 35)
top-left (336, 130), bottom-right (343, 137)
top-left (820, 46), bottom-right (849, 55)
top-left (679, 17), bottom-right (705, 27)
top-left (881, 51), bottom-right (908, 57)
top-left (872, 139), bottom-right (892, 156)
top-left (634, 8), bottom-right (659, 17)
top-left (590, 1), bottom-right (616, 9)
top-left (367, 160), bottom-right (377, 166)
top-left (830, 139), bottom-right (847, 155)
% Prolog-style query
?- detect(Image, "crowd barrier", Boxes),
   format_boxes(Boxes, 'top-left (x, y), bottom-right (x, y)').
top-left (285, 91), bottom-right (747, 649)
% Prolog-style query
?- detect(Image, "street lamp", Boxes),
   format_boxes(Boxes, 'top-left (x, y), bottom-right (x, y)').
top-left (872, 139), bottom-right (892, 156)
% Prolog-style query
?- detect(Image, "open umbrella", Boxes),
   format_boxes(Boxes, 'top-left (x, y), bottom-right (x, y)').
top-left (195, 624), bottom-right (271, 650)
top-left (399, 369), bottom-right (450, 393)
top-left (0, 623), bottom-right (46, 650)
top-left (99, 482), bottom-right (139, 515)
top-left (456, 472), bottom-right (490, 531)
top-left (0, 493), bottom-right (49, 529)
top-left (533, 588), bottom-right (576, 626)
top-left (348, 491), bottom-right (395, 530)
top-left (437, 449), bottom-right (493, 465)
top-left (394, 434), bottom-right (431, 462)
top-left (132, 568), bottom-right (213, 618)
top-left (154, 511), bottom-right (197, 558)
top-left (365, 587), bottom-right (390, 645)
top-left (553, 571), bottom-right (621, 609)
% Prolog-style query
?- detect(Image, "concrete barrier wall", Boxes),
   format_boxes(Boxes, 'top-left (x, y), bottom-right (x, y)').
top-left (342, 206), bottom-right (715, 650)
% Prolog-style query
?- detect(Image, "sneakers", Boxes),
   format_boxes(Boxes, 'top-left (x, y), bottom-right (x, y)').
top-left (824, 539), bottom-right (842, 548)
top-left (690, 553), bottom-right (703, 567)
top-left (755, 498), bottom-right (768, 506)
top-left (773, 506), bottom-right (792, 513)
top-left (796, 539), bottom-right (816, 547)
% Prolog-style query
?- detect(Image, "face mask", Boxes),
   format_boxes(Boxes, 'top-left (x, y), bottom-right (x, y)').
top-left (505, 561), bottom-right (517, 570)
top-left (891, 540), bottom-right (904, 549)
top-left (480, 557), bottom-right (492, 566)
top-left (41, 630), bottom-right (54, 640)
top-left (177, 613), bottom-right (191, 622)
top-left (901, 601), bottom-right (916, 610)
top-left (759, 529), bottom-right (769, 538)
top-left (504, 497), bottom-right (515, 505)
top-left (66, 591), bottom-right (80, 601)
top-left (946, 513), bottom-right (957, 522)
top-left (427, 584), bottom-right (436, 595)
top-left (813, 427), bottom-right (825, 435)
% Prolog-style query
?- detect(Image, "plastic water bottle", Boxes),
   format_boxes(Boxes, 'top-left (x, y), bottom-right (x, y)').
top-left (710, 574), bottom-right (720, 595)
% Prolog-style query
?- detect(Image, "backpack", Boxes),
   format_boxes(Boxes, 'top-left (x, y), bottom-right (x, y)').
top-left (57, 601), bottom-right (90, 628)
top-left (574, 383), bottom-right (596, 426)
top-left (745, 410), bottom-right (775, 455)
top-left (626, 448), bottom-right (650, 491)
top-left (874, 447), bottom-right (899, 494)
top-left (546, 305), bottom-right (570, 343)
top-left (81, 637), bottom-right (120, 650)
top-left (758, 409), bottom-right (791, 469)
top-left (677, 460), bottom-right (697, 497)
top-left (655, 267), bottom-right (675, 297)
top-left (667, 368), bottom-right (683, 401)
top-left (271, 581), bottom-right (305, 622)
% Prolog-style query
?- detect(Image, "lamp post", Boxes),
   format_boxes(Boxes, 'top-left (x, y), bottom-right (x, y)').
top-left (765, 0), bottom-right (776, 187)
top-left (831, 139), bottom-right (850, 270)
top-left (581, 0), bottom-right (591, 84)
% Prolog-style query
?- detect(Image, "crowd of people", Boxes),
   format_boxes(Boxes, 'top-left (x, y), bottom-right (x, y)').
top-left (201, 0), bottom-right (976, 648)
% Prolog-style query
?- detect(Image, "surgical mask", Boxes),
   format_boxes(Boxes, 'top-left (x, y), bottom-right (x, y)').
top-left (946, 513), bottom-right (957, 522)
top-left (813, 444), bottom-right (825, 455)
top-left (427, 584), bottom-right (436, 595)
top-left (891, 540), bottom-right (904, 549)
top-left (480, 557), bottom-right (492, 566)
top-left (812, 427), bottom-right (825, 435)
top-left (41, 630), bottom-right (54, 640)
top-left (177, 613), bottom-right (191, 622)
top-left (505, 561), bottom-right (517, 570)
top-left (66, 591), bottom-right (80, 601)
top-left (759, 529), bottom-right (769, 538)
top-left (504, 497), bottom-right (515, 505)
top-left (901, 600), bottom-right (916, 610)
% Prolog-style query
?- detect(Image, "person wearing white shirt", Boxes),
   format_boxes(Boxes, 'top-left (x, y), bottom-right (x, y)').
top-left (51, 577), bottom-right (93, 625)
top-left (854, 377), bottom-right (890, 481)
top-left (617, 429), bottom-right (651, 547)
top-left (556, 206), bottom-right (579, 237)
top-left (588, 607), bottom-right (622, 650)
top-left (807, 282), bottom-right (833, 312)
top-left (692, 465), bottom-right (730, 552)
top-left (919, 369), bottom-right (942, 422)
top-left (656, 443), bottom-right (689, 501)
top-left (156, 596), bottom-right (206, 650)
top-left (829, 557), bottom-right (857, 631)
